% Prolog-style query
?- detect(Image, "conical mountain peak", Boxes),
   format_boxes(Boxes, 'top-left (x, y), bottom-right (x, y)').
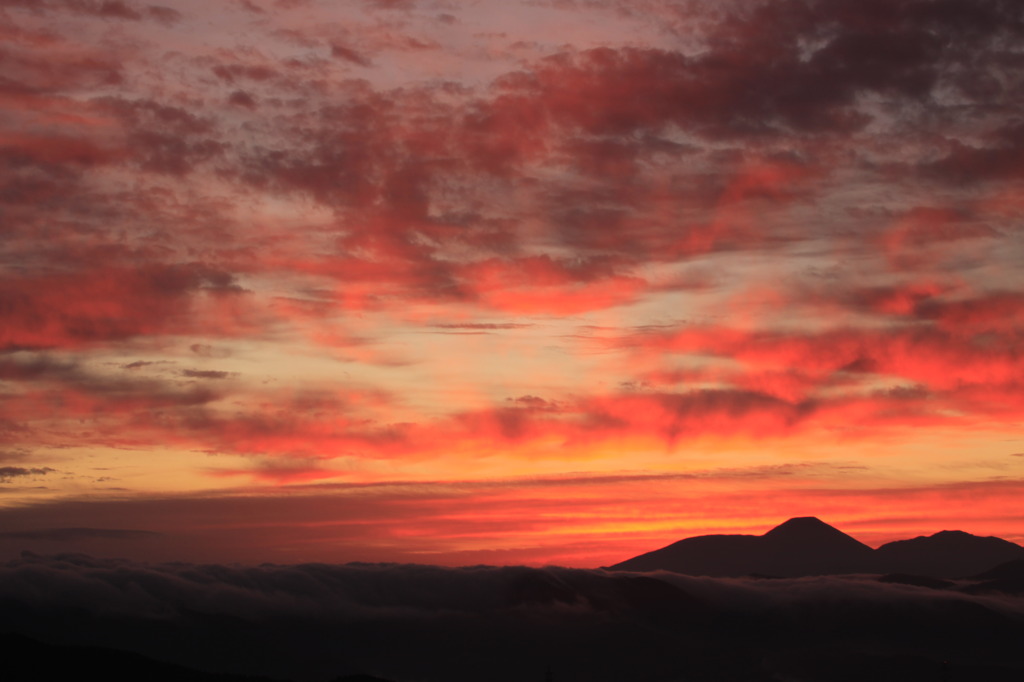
top-left (762, 517), bottom-right (873, 553)
top-left (764, 516), bottom-right (833, 535)
top-left (763, 517), bottom-right (847, 540)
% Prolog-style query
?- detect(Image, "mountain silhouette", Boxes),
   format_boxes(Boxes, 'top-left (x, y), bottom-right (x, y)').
top-left (612, 518), bottom-right (1024, 578)
top-left (874, 530), bottom-right (1024, 577)
top-left (611, 517), bottom-right (875, 577)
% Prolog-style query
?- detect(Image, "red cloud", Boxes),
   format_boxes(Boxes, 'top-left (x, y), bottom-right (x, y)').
top-left (618, 323), bottom-right (1024, 404)
top-left (926, 123), bottom-right (1024, 184)
top-left (457, 256), bottom-right (648, 315)
top-left (879, 206), bottom-right (1002, 268)
top-left (97, 97), bottom-right (224, 175)
top-left (0, 133), bottom-right (120, 167)
top-left (0, 264), bottom-right (246, 350)
top-left (9, 0), bottom-right (183, 23)
top-left (330, 42), bottom-right (371, 67)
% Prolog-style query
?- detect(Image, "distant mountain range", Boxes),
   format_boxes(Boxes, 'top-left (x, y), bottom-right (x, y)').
top-left (611, 517), bottom-right (1024, 578)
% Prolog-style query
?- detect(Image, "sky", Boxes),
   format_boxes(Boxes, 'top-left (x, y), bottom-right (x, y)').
top-left (1, 0), bottom-right (1023, 567)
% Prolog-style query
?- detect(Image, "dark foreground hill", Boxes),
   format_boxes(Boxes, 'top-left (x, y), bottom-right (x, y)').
top-left (2, 552), bottom-right (1024, 682)
top-left (611, 517), bottom-right (1024, 578)
top-left (0, 632), bottom-right (283, 682)
top-left (963, 559), bottom-right (1024, 596)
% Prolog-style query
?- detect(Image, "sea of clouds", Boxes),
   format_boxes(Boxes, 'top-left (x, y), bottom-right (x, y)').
top-left (2, 553), bottom-right (1023, 681)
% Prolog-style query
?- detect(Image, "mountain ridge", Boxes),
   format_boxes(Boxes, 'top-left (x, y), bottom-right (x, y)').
top-left (611, 517), bottom-right (1024, 578)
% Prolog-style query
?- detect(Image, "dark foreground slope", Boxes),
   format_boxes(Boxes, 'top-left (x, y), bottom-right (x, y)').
top-left (2, 552), bottom-right (1024, 682)
top-left (611, 517), bottom-right (1024, 578)
top-left (0, 632), bottom-right (281, 682)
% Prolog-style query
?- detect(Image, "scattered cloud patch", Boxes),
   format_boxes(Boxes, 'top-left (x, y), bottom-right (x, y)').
top-left (0, 467), bottom-right (56, 482)
top-left (181, 369), bottom-right (232, 380)
top-left (0, 527), bottom-right (159, 541)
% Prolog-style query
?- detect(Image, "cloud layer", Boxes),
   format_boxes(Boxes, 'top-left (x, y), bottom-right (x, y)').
top-left (2, 554), bottom-right (1023, 681)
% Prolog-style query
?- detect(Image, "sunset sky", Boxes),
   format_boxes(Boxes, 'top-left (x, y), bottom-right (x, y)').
top-left (1, 0), bottom-right (1023, 567)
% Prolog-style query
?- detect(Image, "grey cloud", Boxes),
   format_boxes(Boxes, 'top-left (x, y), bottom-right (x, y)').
top-left (181, 369), bottom-right (232, 380)
top-left (0, 466), bottom-right (56, 482)
top-left (0, 449), bottom-right (33, 464)
top-left (0, 528), bottom-right (159, 541)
